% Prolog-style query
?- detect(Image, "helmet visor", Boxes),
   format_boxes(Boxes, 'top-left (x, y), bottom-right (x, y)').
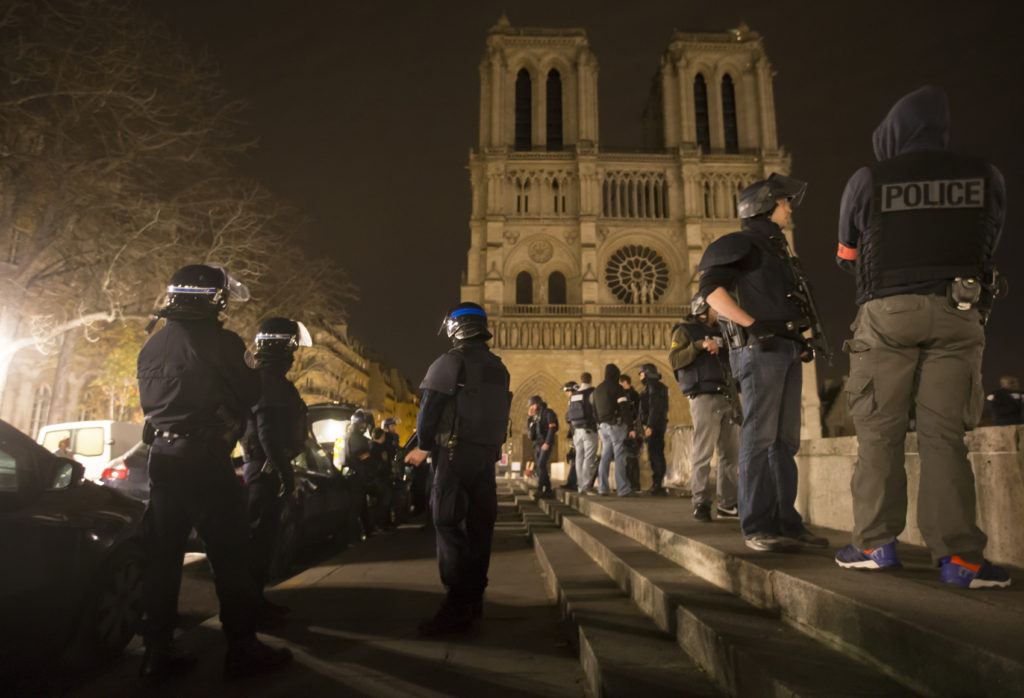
top-left (207, 263), bottom-right (251, 302)
top-left (768, 173), bottom-right (807, 209)
top-left (295, 321), bottom-right (313, 347)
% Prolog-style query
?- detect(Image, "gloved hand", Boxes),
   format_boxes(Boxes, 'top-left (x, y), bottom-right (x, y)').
top-left (746, 320), bottom-right (777, 351)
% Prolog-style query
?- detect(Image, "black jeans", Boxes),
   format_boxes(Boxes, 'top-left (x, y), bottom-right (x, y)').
top-left (432, 443), bottom-right (498, 606)
top-left (646, 427), bottom-right (667, 487)
top-left (246, 473), bottom-right (283, 590)
top-left (142, 442), bottom-right (260, 647)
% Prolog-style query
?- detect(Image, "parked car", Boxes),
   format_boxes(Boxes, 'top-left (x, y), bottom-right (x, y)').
top-left (98, 440), bottom-right (151, 501)
top-left (307, 401), bottom-right (359, 469)
top-left (0, 420), bottom-right (145, 674)
top-left (37, 420), bottom-right (143, 483)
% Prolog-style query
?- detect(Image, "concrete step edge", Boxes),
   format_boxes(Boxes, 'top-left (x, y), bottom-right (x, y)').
top-left (560, 491), bottom-right (1024, 698)
top-left (519, 497), bottom-right (723, 698)
top-left (537, 496), bottom-right (914, 697)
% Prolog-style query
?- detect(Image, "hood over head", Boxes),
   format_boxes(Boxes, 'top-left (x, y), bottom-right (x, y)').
top-left (603, 363), bottom-right (621, 383)
top-left (872, 85), bottom-right (950, 162)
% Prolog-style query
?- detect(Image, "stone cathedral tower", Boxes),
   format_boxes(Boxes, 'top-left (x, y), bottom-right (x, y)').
top-left (462, 18), bottom-right (820, 460)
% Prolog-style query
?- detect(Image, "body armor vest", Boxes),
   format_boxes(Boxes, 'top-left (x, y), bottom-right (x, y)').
top-left (858, 150), bottom-right (996, 303)
top-left (566, 387), bottom-right (597, 429)
top-left (673, 323), bottom-right (729, 397)
top-left (732, 222), bottom-right (807, 335)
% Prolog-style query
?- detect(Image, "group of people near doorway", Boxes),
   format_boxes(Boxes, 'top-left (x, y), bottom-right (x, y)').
top-left (527, 363), bottom-right (670, 499)
top-left (526, 85), bottom-right (1012, 592)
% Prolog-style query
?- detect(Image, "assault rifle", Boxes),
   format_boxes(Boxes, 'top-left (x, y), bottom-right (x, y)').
top-left (774, 235), bottom-right (833, 365)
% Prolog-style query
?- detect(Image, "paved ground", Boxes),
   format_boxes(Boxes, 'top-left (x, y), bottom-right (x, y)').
top-left (60, 486), bottom-right (586, 698)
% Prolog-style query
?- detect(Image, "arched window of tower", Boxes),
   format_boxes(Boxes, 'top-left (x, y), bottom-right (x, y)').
top-left (546, 69), bottom-right (563, 151)
top-left (548, 271), bottom-right (567, 304)
top-left (722, 74), bottom-right (739, 154)
top-left (552, 178), bottom-right (560, 213)
top-left (515, 69), bottom-right (532, 151)
top-left (605, 245), bottom-right (669, 304)
top-left (694, 73), bottom-right (711, 152)
top-left (516, 270), bottom-right (534, 304)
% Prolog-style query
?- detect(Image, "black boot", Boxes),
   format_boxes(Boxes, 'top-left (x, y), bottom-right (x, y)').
top-left (418, 600), bottom-right (475, 636)
top-left (139, 643), bottom-right (198, 679)
top-left (224, 637), bottom-right (293, 680)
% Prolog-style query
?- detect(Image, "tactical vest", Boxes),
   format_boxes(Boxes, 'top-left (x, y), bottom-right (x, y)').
top-left (672, 322), bottom-right (729, 397)
top-left (858, 150), bottom-right (996, 303)
top-left (452, 343), bottom-right (511, 446)
top-left (566, 387), bottom-right (597, 429)
top-left (732, 222), bottom-right (807, 334)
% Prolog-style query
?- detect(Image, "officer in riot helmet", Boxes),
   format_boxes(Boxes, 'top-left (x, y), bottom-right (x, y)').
top-left (405, 302), bottom-right (511, 634)
top-left (137, 264), bottom-right (292, 679)
top-left (382, 416), bottom-right (401, 463)
top-left (697, 174), bottom-right (829, 553)
top-left (669, 293), bottom-right (740, 520)
top-left (526, 395), bottom-right (558, 497)
top-left (833, 85), bottom-right (1010, 588)
top-left (239, 317), bottom-right (312, 612)
top-left (346, 408), bottom-right (379, 535)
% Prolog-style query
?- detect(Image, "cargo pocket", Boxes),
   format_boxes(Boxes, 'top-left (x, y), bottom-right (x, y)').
top-left (845, 373), bottom-right (875, 420)
top-left (963, 370), bottom-right (984, 429)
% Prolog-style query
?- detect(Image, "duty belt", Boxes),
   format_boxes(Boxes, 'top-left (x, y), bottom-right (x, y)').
top-left (155, 429), bottom-right (189, 441)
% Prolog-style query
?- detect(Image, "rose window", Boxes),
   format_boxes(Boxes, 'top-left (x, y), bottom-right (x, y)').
top-left (604, 245), bottom-right (668, 304)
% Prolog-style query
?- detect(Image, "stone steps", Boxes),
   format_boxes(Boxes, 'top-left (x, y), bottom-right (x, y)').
top-left (535, 495), bottom-right (913, 697)
top-left (518, 496), bottom-right (723, 698)
top-left (526, 486), bottom-right (1024, 698)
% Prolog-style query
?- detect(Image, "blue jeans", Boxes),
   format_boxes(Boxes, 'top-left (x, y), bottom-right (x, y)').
top-left (573, 428), bottom-right (599, 493)
top-left (729, 337), bottom-right (804, 538)
top-left (597, 422), bottom-right (631, 494)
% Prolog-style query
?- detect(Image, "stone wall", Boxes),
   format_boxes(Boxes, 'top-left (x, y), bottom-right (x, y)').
top-left (665, 424), bottom-right (1024, 567)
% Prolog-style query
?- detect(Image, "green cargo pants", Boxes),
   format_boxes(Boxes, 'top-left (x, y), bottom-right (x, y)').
top-left (844, 293), bottom-right (988, 563)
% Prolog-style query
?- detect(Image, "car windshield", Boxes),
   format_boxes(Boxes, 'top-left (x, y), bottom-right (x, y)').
top-left (74, 427), bottom-right (105, 457)
top-left (0, 446), bottom-right (17, 491)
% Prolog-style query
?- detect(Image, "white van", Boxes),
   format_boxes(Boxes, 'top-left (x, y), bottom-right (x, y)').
top-left (37, 420), bottom-right (144, 482)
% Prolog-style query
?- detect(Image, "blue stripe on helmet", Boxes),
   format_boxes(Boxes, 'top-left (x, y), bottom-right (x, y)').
top-left (450, 307), bottom-right (487, 318)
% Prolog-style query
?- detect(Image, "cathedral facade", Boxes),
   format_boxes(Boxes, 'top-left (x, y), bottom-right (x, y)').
top-left (461, 18), bottom-right (820, 460)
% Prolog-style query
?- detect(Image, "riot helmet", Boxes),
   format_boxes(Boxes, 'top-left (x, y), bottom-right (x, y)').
top-left (255, 317), bottom-right (312, 359)
top-left (439, 302), bottom-right (492, 342)
top-left (639, 363), bottom-right (661, 380)
top-left (351, 408), bottom-right (374, 433)
top-left (562, 381), bottom-right (579, 393)
top-left (163, 264), bottom-right (249, 317)
top-left (737, 173), bottom-right (807, 219)
top-left (690, 293), bottom-right (710, 318)
top-left (382, 417), bottom-right (398, 429)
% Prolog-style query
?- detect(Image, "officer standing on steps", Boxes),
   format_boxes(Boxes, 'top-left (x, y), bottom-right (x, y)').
top-left (527, 395), bottom-right (558, 497)
top-left (618, 374), bottom-right (643, 492)
top-left (405, 302), bottom-right (512, 634)
top-left (698, 174), bottom-right (828, 553)
top-left (637, 364), bottom-right (669, 496)
top-left (240, 317), bottom-right (312, 614)
top-left (669, 294), bottom-right (740, 522)
top-left (568, 372), bottom-right (600, 493)
top-left (593, 364), bottom-right (636, 496)
top-left (137, 264), bottom-right (292, 679)
top-left (561, 381), bottom-right (580, 490)
top-left (833, 85), bottom-right (1010, 589)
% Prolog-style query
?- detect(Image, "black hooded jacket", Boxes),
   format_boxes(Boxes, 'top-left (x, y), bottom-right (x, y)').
top-left (836, 85), bottom-right (1005, 304)
top-left (593, 364), bottom-right (633, 425)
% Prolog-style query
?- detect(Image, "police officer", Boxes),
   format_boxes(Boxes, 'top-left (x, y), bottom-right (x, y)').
top-left (382, 417), bottom-right (402, 462)
top-left (137, 264), bottom-right (292, 678)
top-left (833, 85), bottom-right (1010, 588)
top-left (527, 395), bottom-right (558, 497)
top-left (566, 372), bottom-right (600, 493)
top-left (985, 376), bottom-right (1023, 426)
top-left (698, 174), bottom-right (828, 552)
top-left (560, 381), bottom-right (579, 490)
top-left (618, 374), bottom-right (643, 492)
top-left (240, 317), bottom-right (312, 612)
top-left (405, 302), bottom-right (511, 633)
top-left (637, 363), bottom-right (669, 496)
top-left (346, 408), bottom-right (378, 535)
top-left (669, 295), bottom-right (740, 520)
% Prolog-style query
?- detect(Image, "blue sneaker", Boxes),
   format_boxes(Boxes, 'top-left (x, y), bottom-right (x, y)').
top-left (835, 540), bottom-right (901, 570)
top-left (939, 556), bottom-right (1012, 589)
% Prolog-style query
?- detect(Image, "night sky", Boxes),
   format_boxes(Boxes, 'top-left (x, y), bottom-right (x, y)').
top-left (149, 1), bottom-right (1024, 389)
